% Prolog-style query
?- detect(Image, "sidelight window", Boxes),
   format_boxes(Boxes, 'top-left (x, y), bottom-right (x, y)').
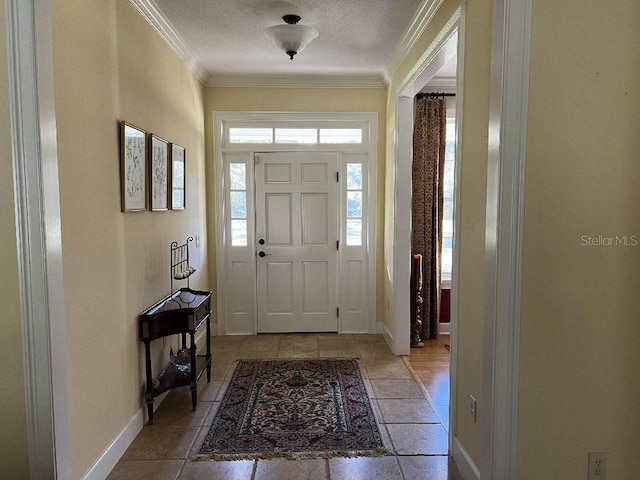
top-left (230, 163), bottom-right (247, 246)
top-left (346, 163), bottom-right (363, 246)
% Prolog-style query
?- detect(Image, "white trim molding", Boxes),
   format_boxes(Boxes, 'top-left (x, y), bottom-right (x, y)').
top-left (80, 409), bottom-right (145, 480)
top-left (207, 74), bottom-right (385, 89)
top-left (392, 95), bottom-right (414, 356)
top-left (382, 0), bottom-right (446, 84)
top-left (422, 76), bottom-right (457, 89)
top-left (453, 437), bottom-right (481, 480)
top-left (128, 0), bottom-right (209, 84)
top-left (128, 2), bottom-right (386, 89)
top-left (6, 0), bottom-right (71, 478)
top-left (399, 6), bottom-right (462, 96)
top-left (128, 0), bottom-right (439, 89)
top-left (80, 328), bottom-right (207, 479)
top-left (447, 8), bottom-right (465, 459)
top-left (482, 0), bottom-right (532, 478)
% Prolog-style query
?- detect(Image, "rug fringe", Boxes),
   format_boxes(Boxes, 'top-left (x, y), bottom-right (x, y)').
top-left (236, 357), bottom-right (362, 362)
top-left (194, 447), bottom-right (392, 462)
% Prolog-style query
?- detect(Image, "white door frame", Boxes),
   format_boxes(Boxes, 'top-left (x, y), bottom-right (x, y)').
top-left (213, 112), bottom-right (378, 336)
top-left (481, 0), bottom-right (531, 478)
top-left (6, 0), bottom-right (71, 478)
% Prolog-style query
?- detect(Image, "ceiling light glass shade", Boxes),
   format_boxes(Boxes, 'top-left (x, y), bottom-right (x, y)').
top-left (265, 24), bottom-right (319, 60)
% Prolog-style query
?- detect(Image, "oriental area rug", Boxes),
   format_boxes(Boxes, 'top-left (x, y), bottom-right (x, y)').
top-left (198, 358), bottom-right (388, 460)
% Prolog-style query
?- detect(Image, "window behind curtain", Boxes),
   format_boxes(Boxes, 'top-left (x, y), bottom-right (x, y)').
top-left (441, 116), bottom-right (456, 284)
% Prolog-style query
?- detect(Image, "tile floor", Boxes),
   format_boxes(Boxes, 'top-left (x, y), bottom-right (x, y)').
top-left (107, 334), bottom-right (463, 480)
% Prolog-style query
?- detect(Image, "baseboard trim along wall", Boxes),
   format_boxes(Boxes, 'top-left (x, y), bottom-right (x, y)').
top-left (81, 388), bottom-right (176, 480)
top-left (453, 437), bottom-right (481, 480)
top-left (80, 406), bottom-right (145, 480)
top-left (379, 321), bottom-right (394, 349)
top-left (82, 328), bottom-right (209, 478)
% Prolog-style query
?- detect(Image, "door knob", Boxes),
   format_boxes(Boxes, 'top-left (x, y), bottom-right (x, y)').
top-left (258, 251), bottom-right (271, 257)
top-left (258, 238), bottom-right (265, 245)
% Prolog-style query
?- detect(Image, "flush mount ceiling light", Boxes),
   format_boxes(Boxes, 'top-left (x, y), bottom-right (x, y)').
top-left (265, 14), bottom-right (319, 61)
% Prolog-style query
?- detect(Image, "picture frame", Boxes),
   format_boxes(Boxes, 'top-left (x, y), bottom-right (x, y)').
top-left (149, 134), bottom-right (169, 211)
top-left (120, 121), bottom-right (147, 212)
top-left (169, 144), bottom-right (186, 210)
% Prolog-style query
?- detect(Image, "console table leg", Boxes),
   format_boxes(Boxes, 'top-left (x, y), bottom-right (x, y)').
top-left (146, 398), bottom-right (154, 424)
top-left (206, 316), bottom-right (211, 382)
top-left (144, 340), bottom-right (155, 423)
top-left (190, 330), bottom-right (197, 410)
top-left (191, 388), bottom-right (197, 411)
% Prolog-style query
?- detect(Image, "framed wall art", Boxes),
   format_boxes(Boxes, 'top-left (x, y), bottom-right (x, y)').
top-left (120, 121), bottom-right (147, 212)
top-left (169, 143), bottom-right (186, 210)
top-left (149, 134), bottom-right (169, 211)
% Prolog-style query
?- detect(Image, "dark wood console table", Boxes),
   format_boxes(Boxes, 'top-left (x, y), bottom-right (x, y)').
top-left (139, 287), bottom-right (212, 424)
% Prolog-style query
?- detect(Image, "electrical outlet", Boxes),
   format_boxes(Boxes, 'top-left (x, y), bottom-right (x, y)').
top-left (588, 452), bottom-right (607, 480)
top-left (470, 395), bottom-right (477, 423)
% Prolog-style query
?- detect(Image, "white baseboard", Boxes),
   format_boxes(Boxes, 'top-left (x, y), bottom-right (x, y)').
top-left (379, 322), bottom-right (393, 350)
top-left (440, 323), bottom-right (451, 335)
top-left (81, 391), bottom-right (172, 480)
top-left (83, 349), bottom-right (198, 480)
top-left (82, 324), bottom-right (211, 478)
top-left (80, 408), bottom-right (144, 480)
top-left (452, 437), bottom-right (480, 480)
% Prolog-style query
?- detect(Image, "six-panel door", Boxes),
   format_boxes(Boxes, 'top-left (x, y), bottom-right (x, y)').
top-left (255, 152), bottom-right (339, 332)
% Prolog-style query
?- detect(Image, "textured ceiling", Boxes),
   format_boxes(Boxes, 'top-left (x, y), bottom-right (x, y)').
top-left (150, 0), bottom-right (425, 85)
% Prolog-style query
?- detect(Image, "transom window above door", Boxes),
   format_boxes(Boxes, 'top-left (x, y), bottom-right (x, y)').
top-left (229, 127), bottom-right (363, 145)
top-left (223, 118), bottom-right (370, 151)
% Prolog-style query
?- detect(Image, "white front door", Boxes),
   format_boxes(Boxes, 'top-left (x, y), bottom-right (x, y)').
top-left (255, 152), bottom-right (339, 332)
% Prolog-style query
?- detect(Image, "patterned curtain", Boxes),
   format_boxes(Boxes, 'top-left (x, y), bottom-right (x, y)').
top-left (412, 96), bottom-right (446, 340)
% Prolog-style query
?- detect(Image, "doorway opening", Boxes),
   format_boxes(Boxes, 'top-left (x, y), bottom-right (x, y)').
top-left (392, 5), bottom-right (464, 459)
top-left (405, 75), bottom-right (458, 436)
top-left (214, 112), bottom-right (378, 336)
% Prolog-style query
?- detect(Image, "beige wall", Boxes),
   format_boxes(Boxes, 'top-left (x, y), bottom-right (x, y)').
top-left (517, 1), bottom-right (640, 478)
top-left (15, 1), bottom-right (639, 477)
top-left (204, 87), bottom-right (387, 325)
top-left (0, 2), bottom-right (30, 477)
top-left (51, 0), bottom-right (207, 477)
top-left (384, 0), bottom-right (493, 466)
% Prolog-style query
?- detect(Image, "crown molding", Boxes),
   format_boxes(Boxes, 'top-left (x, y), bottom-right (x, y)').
top-left (382, 0), bottom-right (445, 84)
top-left (128, 0), bottom-right (442, 89)
top-left (423, 76), bottom-right (457, 89)
top-left (399, 6), bottom-right (461, 96)
top-left (206, 74), bottom-right (386, 89)
top-left (128, 0), bottom-right (209, 84)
